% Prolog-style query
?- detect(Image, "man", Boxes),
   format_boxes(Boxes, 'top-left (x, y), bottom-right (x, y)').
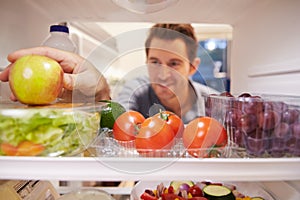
top-left (116, 24), bottom-right (218, 123)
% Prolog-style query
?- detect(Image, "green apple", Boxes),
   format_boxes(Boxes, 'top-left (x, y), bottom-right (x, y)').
top-left (9, 55), bottom-right (64, 105)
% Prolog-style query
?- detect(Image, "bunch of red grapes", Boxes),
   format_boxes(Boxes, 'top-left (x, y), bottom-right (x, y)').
top-left (205, 92), bottom-right (300, 157)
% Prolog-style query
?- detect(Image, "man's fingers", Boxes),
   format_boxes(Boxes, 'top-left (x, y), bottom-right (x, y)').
top-left (10, 92), bottom-right (17, 102)
top-left (7, 47), bottom-right (78, 73)
top-left (0, 64), bottom-right (12, 82)
top-left (63, 73), bottom-right (76, 91)
top-left (8, 47), bottom-right (64, 62)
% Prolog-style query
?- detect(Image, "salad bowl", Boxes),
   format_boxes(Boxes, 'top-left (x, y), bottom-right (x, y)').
top-left (0, 102), bottom-right (104, 157)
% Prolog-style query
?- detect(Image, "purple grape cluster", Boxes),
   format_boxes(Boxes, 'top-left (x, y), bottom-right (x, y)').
top-left (205, 92), bottom-right (300, 157)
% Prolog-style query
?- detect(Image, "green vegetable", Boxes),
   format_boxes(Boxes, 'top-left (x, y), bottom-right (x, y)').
top-left (203, 185), bottom-right (235, 200)
top-left (0, 108), bottom-right (100, 156)
top-left (99, 100), bottom-right (126, 129)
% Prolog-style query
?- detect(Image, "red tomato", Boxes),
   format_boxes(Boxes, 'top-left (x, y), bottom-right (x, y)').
top-left (113, 110), bottom-right (145, 141)
top-left (168, 185), bottom-right (175, 194)
top-left (140, 192), bottom-right (158, 200)
top-left (154, 111), bottom-right (184, 138)
top-left (188, 185), bottom-right (203, 197)
top-left (135, 116), bottom-right (175, 155)
top-left (183, 117), bottom-right (227, 158)
top-left (161, 193), bottom-right (185, 200)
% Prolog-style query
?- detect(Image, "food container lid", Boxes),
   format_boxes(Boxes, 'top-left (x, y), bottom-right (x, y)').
top-left (58, 188), bottom-right (115, 200)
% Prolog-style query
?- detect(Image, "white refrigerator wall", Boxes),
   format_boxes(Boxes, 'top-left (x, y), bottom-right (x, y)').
top-left (0, 0), bottom-right (53, 100)
top-left (230, 0), bottom-right (300, 96)
top-left (0, 1), bottom-right (54, 67)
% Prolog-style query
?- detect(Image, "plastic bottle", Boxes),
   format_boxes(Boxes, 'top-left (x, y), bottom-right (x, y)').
top-left (42, 24), bottom-right (77, 53)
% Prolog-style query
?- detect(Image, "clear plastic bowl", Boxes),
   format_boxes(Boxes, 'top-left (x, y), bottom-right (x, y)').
top-left (205, 94), bottom-right (300, 158)
top-left (0, 102), bottom-right (105, 157)
top-left (91, 129), bottom-right (230, 158)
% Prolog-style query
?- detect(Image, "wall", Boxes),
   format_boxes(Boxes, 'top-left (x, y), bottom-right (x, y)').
top-left (0, 1), bottom-right (52, 100)
top-left (0, 0), bottom-right (55, 68)
top-left (230, 0), bottom-right (300, 96)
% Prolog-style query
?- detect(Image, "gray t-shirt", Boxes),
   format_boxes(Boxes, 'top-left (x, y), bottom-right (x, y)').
top-left (115, 76), bottom-right (218, 124)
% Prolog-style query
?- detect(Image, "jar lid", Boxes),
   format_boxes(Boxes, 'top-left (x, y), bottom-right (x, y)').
top-left (58, 189), bottom-right (115, 200)
top-left (50, 25), bottom-right (69, 33)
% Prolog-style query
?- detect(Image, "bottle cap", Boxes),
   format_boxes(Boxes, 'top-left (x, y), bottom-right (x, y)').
top-left (50, 25), bottom-right (69, 33)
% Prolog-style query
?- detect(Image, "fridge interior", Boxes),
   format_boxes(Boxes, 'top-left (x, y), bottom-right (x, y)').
top-left (0, 0), bottom-right (300, 199)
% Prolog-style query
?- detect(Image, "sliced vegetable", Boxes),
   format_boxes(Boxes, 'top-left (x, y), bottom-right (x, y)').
top-left (170, 181), bottom-right (194, 191)
top-left (16, 140), bottom-right (45, 156)
top-left (161, 193), bottom-right (185, 200)
top-left (188, 185), bottom-right (203, 197)
top-left (203, 185), bottom-right (235, 200)
top-left (140, 192), bottom-right (158, 200)
top-left (167, 185), bottom-right (175, 194)
top-left (1, 143), bottom-right (18, 156)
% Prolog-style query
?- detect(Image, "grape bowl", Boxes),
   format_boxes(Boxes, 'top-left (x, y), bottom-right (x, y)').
top-left (205, 93), bottom-right (300, 158)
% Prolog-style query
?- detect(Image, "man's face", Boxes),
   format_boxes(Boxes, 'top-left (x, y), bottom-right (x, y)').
top-left (147, 37), bottom-right (194, 101)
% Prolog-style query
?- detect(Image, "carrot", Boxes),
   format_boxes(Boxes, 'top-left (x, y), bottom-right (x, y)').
top-left (16, 141), bottom-right (45, 156)
top-left (1, 143), bottom-right (18, 156)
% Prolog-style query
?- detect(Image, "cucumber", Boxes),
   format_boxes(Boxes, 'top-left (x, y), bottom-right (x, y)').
top-left (203, 185), bottom-right (235, 200)
top-left (170, 181), bottom-right (194, 190)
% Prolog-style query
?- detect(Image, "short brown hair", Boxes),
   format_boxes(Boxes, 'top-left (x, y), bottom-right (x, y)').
top-left (145, 24), bottom-right (198, 63)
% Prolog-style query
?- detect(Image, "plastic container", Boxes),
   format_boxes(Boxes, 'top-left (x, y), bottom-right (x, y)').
top-left (58, 188), bottom-right (115, 200)
top-left (205, 93), bottom-right (300, 158)
top-left (0, 102), bottom-right (105, 157)
top-left (42, 24), bottom-right (77, 53)
top-left (91, 129), bottom-right (229, 158)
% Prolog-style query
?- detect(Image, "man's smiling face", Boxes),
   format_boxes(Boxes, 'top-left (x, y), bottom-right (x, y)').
top-left (147, 37), bottom-right (193, 101)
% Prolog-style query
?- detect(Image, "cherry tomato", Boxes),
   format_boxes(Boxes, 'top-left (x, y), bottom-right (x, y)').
top-left (113, 110), bottom-right (145, 141)
top-left (154, 111), bottom-right (184, 138)
top-left (168, 185), bottom-right (175, 194)
top-left (188, 185), bottom-right (203, 197)
top-left (136, 116), bottom-right (175, 155)
top-left (188, 197), bottom-right (208, 200)
top-left (140, 192), bottom-right (158, 200)
top-left (16, 141), bottom-right (45, 156)
top-left (183, 117), bottom-right (227, 158)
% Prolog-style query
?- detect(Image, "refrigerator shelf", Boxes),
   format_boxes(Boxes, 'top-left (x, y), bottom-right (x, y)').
top-left (1, 156), bottom-right (300, 181)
